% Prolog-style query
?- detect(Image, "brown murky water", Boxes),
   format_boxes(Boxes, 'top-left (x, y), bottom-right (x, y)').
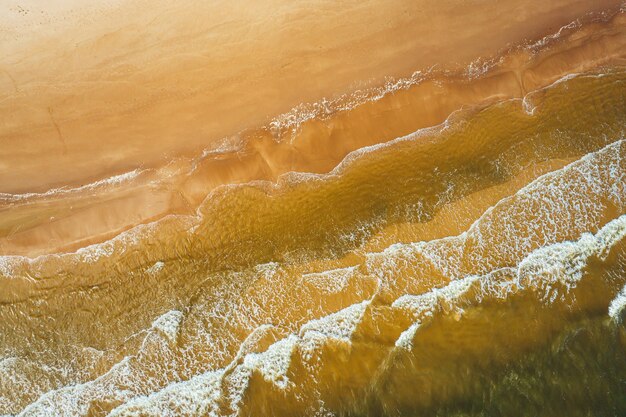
top-left (1, 3), bottom-right (626, 417)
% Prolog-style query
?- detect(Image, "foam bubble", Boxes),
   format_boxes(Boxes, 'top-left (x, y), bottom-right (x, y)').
top-left (146, 261), bottom-right (165, 275)
top-left (609, 284), bottom-right (626, 322)
top-left (0, 169), bottom-right (143, 202)
top-left (151, 310), bottom-right (183, 345)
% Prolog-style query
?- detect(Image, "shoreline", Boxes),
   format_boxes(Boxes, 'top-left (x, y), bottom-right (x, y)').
top-left (1, 8), bottom-right (625, 257)
top-left (3, 3), bottom-right (626, 416)
top-left (0, 68), bottom-right (624, 281)
top-left (1, 0), bottom-right (622, 194)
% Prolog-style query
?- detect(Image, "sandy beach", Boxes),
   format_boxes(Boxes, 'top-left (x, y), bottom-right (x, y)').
top-left (1, 2), bottom-right (626, 416)
top-left (0, 0), bottom-right (624, 256)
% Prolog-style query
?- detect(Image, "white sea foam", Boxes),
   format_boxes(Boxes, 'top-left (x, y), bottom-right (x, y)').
top-left (391, 214), bottom-right (626, 349)
top-left (108, 370), bottom-right (222, 417)
top-left (0, 169), bottom-right (143, 202)
top-left (242, 335), bottom-right (298, 390)
top-left (268, 70), bottom-right (428, 140)
top-left (299, 301), bottom-right (368, 343)
top-left (395, 322), bottom-right (421, 350)
top-left (300, 266), bottom-right (358, 294)
top-left (366, 139), bottom-right (625, 291)
top-left (107, 302), bottom-right (370, 417)
top-left (146, 261), bottom-right (165, 275)
top-left (609, 284), bottom-right (626, 322)
top-left (392, 276), bottom-right (477, 315)
top-left (526, 20), bottom-right (582, 51)
top-left (151, 310), bottom-right (183, 345)
top-left (465, 55), bottom-right (504, 80)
